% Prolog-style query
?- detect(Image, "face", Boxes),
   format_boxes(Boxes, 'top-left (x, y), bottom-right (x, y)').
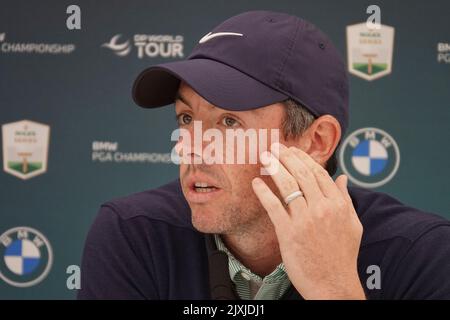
top-left (175, 82), bottom-right (287, 235)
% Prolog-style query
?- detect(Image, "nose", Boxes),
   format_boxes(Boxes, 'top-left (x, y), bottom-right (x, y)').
top-left (175, 138), bottom-right (202, 164)
top-left (174, 122), bottom-right (207, 164)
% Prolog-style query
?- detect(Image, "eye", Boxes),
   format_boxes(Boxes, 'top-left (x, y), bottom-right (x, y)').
top-left (176, 113), bottom-right (192, 126)
top-left (222, 116), bottom-right (240, 128)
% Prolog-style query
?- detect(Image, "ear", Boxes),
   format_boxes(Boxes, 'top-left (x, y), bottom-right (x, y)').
top-left (301, 115), bottom-right (341, 167)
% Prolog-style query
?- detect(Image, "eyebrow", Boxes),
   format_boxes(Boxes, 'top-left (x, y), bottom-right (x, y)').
top-left (174, 91), bottom-right (257, 116)
top-left (174, 92), bottom-right (192, 108)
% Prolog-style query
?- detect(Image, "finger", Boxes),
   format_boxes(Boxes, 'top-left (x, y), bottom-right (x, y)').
top-left (335, 174), bottom-right (352, 203)
top-left (252, 177), bottom-right (290, 228)
top-left (260, 151), bottom-right (306, 209)
top-left (288, 146), bottom-right (341, 199)
top-left (335, 175), bottom-right (361, 223)
top-left (271, 144), bottom-right (322, 204)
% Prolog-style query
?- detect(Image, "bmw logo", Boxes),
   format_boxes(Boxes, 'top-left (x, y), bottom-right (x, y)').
top-left (339, 127), bottom-right (400, 188)
top-left (0, 227), bottom-right (53, 287)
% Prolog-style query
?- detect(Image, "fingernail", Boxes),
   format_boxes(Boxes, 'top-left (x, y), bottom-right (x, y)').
top-left (260, 151), bottom-right (272, 165)
top-left (252, 177), bottom-right (262, 186)
top-left (271, 142), bottom-right (288, 158)
top-left (270, 143), bottom-right (280, 157)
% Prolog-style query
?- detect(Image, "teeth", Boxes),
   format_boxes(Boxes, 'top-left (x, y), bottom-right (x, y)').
top-left (195, 187), bottom-right (216, 193)
top-left (195, 182), bottom-right (209, 187)
top-left (193, 181), bottom-right (218, 192)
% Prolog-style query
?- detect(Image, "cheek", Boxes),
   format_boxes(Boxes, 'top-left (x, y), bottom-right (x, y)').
top-left (225, 164), bottom-right (261, 195)
top-left (227, 161), bottom-right (280, 201)
top-left (179, 164), bottom-right (188, 180)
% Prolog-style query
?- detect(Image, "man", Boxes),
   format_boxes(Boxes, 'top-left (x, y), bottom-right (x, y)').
top-left (78, 11), bottom-right (450, 299)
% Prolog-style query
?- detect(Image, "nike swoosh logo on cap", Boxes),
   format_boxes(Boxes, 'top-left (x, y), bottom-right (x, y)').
top-left (199, 32), bottom-right (244, 44)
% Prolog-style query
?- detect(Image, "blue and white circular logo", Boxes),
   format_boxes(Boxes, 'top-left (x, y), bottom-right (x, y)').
top-left (339, 127), bottom-right (400, 188)
top-left (0, 227), bottom-right (53, 287)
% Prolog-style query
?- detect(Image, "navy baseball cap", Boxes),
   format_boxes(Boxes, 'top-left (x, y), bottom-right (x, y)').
top-left (132, 10), bottom-right (349, 132)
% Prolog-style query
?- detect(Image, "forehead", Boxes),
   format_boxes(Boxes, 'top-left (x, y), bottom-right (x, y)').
top-left (175, 81), bottom-right (285, 118)
top-left (176, 81), bottom-right (212, 107)
top-left (176, 81), bottom-right (228, 114)
top-left (178, 81), bottom-right (194, 95)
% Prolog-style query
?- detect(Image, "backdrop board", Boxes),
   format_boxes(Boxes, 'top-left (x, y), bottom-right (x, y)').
top-left (0, 0), bottom-right (449, 299)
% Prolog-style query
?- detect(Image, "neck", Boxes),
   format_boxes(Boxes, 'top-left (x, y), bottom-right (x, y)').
top-left (221, 217), bottom-right (282, 277)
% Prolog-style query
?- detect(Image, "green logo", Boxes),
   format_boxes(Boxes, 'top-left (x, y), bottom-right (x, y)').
top-left (2, 120), bottom-right (50, 180)
top-left (347, 23), bottom-right (395, 81)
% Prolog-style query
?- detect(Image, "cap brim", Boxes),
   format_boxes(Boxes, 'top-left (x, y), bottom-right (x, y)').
top-left (132, 58), bottom-right (288, 111)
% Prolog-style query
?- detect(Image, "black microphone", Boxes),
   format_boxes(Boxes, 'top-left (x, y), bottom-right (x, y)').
top-left (205, 234), bottom-right (238, 300)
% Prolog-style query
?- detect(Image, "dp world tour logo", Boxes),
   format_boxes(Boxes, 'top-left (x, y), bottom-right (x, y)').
top-left (2, 120), bottom-right (50, 180)
top-left (346, 23), bottom-right (395, 81)
top-left (101, 34), bottom-right (131, 57)
top-left (102, 33), bottom-right (184, 59)
top-left (0, 227), bottom-right (53, 287)
top-left (339, 128), bottom-right (400, 188)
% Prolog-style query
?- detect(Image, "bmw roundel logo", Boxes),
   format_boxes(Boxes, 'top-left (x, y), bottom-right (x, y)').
top-left (339, 127), bottom-right (400, 188)
top-left (0, 227), bottom-right (53, 287)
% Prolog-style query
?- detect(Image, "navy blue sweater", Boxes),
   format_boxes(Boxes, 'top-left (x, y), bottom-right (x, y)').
top-left (78, 179), bottom-right (450, 299)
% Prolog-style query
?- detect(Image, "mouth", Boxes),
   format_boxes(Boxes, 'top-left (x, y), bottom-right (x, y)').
top-left (192, 182), bottom-right (219, 193)
top-left (184, 178), bottom-right (223, 204)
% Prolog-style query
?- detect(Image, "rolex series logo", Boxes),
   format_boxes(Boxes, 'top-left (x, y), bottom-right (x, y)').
top-left (346, 23), bottom-right (395, 81)
top-left (2, 120), bottom-right (50, 180)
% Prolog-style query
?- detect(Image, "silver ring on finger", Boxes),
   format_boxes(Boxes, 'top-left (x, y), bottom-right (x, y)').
top-left (284, 190), bottom-right (303, 206)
